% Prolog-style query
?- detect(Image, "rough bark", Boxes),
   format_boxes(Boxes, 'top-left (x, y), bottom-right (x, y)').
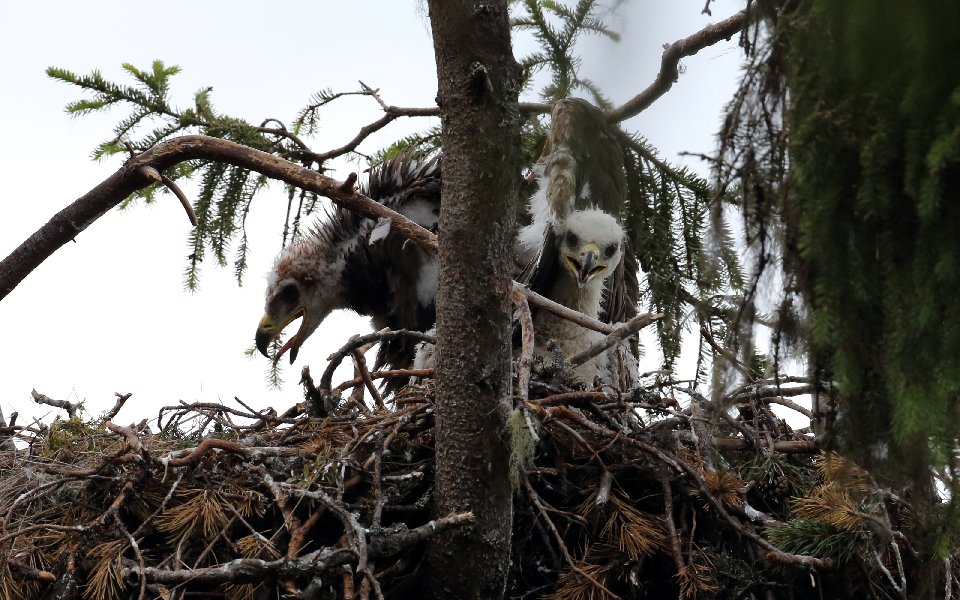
top-left (425, 2), bottom-right (522, 598)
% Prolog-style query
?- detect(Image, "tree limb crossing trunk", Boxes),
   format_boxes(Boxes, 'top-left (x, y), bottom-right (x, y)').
top-left (426, 2), bottom-right (522, 598)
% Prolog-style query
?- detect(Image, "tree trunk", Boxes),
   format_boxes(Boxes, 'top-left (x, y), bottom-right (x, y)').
top-left (425, 2), bottom-right (522, 598)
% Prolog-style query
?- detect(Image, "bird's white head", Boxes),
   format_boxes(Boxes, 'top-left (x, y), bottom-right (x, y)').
top-left (554, 208), bottom-right (624, 289)
top-left (255, 233), bottom-right (346, 364)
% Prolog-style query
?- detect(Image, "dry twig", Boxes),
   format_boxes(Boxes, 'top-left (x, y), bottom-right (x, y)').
top-left (30, 389), bottom-right (79, 418)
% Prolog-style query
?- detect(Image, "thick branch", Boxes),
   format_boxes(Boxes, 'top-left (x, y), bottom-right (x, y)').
top-left (159, 437), bottom-right (314, 467)
top-left (125, 547), bottom-right (356, 586)
top-left (7, 559), bottom-right (56, 583)
top-left (0, 135), bottom-right (438, 302)
top-left (427, 2), bottom-right (521, 598)
top-left (31, 389), bottom-right (79, 418)
top-left (712, 437), bottom-right (818, 453)
top-left (122, 511), bottom-right (473, 587)
top-left (1, 10), bottom-right (758, 302)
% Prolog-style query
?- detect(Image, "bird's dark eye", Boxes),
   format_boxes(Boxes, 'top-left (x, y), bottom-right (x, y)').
top-left (277, 282), bottom-right (300, 305)
top-left (564, 231), bottom-right (579, 247)
top-left (604, 244), bottom-right (617, 258)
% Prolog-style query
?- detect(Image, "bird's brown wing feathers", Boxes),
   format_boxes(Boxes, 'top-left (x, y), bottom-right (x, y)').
top-left (539, 98), bottom-right (638, 354)
top-left (547, 98), bottom-right (627, 219)
top-left (599, 238), bottom-right (641, 358)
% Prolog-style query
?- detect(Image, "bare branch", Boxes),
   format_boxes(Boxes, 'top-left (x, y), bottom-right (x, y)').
top-left (513, 289), bottom-right (540, 442)
top-left (160, 173), bottom-right (198, 226)
top-left (7, 559), bottom-right (56, 583)
top-left (258, 118), bottom-right (314, 146)
top-left (568, 312), bottom-right (662, 367)
top-left (661, 478), bottom-right (687, 581)
top-left (136, 166), bottom-right (197, 226)
top-left (304, 94), bottom-right (547, 164)
top-left (159, 437), bottom-right (314, 467)
top-left (102, 392), bottom-right (132, 421)
top-left (352, 349), bottom-right (386, 411)
top-left (332, 368), bottom-right (435, 396)
top-left (514, 284), bottom-right (615, 335)
top-left (105, 421), bottom-right (144, 456)
top-left (606, 8), bottom-right (754, 122)
top-left (523, 476), bottom-right (622, 600)
top-left (512, 289), bottom-right (535, 402)
top-left (367, 512), bottom-right (476, 558)
top-left (520, 101), bottom-right (552, 115)
top-left (31, 388), bottom-right (79, 418)
top-left (699, 323), bottom-right (756, 381)
top-left (324, 114), bottom-right (401, 161)
top-left (125, 547), bottom-right (357, 586)
top-left (762, 396), bottom-right (814, 419)
top-left (320, 329), bottom-right (437, 393)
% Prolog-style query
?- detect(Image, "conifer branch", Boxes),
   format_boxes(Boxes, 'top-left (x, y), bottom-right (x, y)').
top-left (0, 135), bottom-right (439, 303)
top-left (660, 478), bottom-right (688, 583)
top-left (551, 405), bottom-right (833, 571)
top-left (523, 476), bottom-right (622, 600)
top-left (514, 0), bottom-right (619, 106)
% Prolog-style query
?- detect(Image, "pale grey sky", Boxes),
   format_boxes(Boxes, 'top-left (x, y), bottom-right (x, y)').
top-left (0, 1), bottom-right (745, 425)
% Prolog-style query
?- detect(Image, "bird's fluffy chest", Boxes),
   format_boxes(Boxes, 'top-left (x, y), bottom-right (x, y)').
top-left (535, 318), bottom-right (609, 381)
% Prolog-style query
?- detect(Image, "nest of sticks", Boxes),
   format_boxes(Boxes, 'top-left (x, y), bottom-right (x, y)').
top-left (0, 327), bottom-right (954, 600)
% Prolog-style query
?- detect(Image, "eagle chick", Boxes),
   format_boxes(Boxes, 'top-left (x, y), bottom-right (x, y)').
top-left (255, 155), bottom-right (440, 389)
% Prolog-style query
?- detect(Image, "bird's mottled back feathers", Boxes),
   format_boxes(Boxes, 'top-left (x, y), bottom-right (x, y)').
top-left (304, 154), bottom-right (441, 251)
top-left (349, 154), bottom-right (441, 379)
top-left (366, 155), bottom-right (442, 215)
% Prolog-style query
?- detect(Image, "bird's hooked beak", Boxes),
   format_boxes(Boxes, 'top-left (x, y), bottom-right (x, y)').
top-left (255, 308), bottom-right (305, 365)
top-left (565, 242), bottom-right (603, 288)
top-left (256, 279), bottom-right (332, 366)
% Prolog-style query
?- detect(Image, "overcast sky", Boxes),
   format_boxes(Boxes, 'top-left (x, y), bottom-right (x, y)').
top-left (0, 1), bottom-right (745, 426)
